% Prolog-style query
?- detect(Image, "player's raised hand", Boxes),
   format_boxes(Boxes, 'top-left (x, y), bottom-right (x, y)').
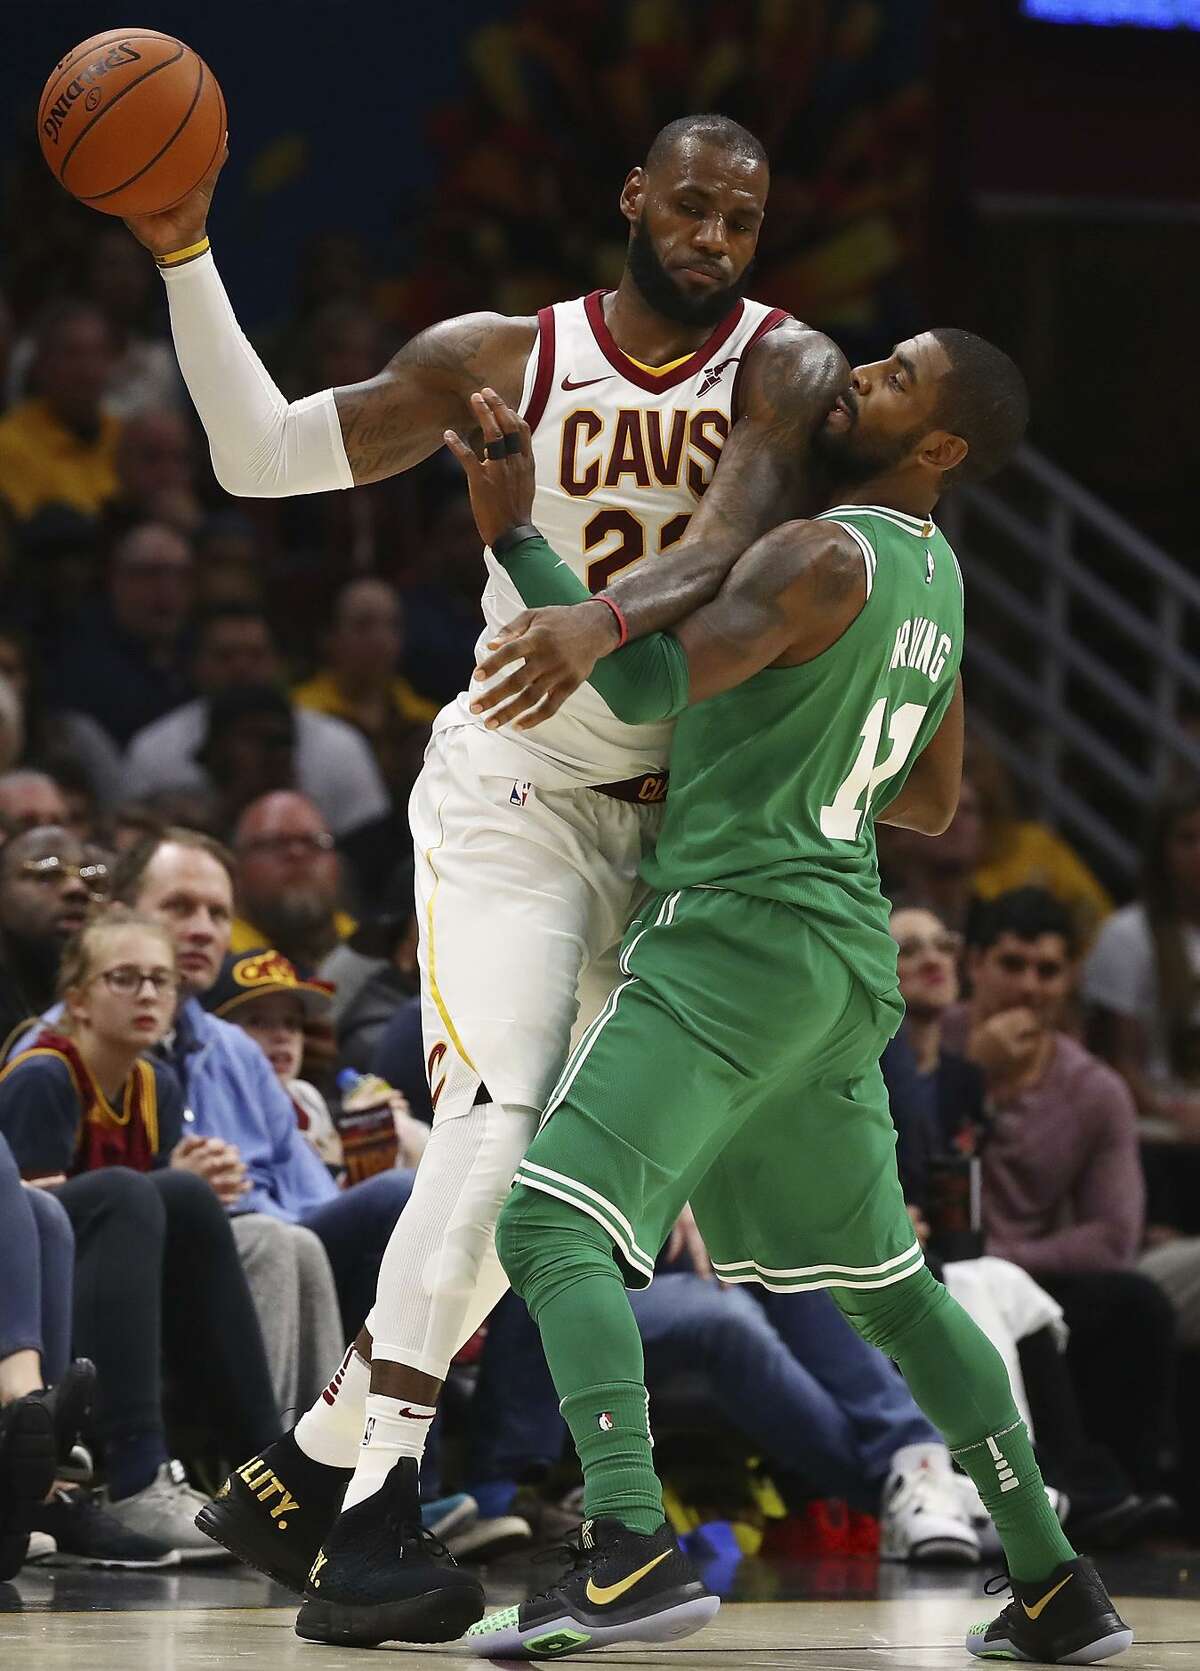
top-left (444, 388), bottom-right (535, 549)
top-left (123, 137), bottom-right (228, 258)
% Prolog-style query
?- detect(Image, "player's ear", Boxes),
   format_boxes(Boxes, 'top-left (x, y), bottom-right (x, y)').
top-left (620, 167), bottom-right (646, 227)
top-left (921, 431), bottom-right (968, 475)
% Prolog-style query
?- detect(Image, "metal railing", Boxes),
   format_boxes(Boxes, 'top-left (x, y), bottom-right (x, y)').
top-left (938, 445), bottom-right (1200, 884)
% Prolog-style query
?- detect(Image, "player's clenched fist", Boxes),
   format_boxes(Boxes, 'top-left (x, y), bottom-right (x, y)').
top-left (444, 388), bottom-right (535, 549)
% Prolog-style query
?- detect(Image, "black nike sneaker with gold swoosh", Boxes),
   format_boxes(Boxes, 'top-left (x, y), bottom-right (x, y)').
top-left (294, 1457), bottom-right (484, 1647)
top-left (465, 1517), bottom-right (718, 1659)
top-left (194, 1429), bottom-right (350, 1592)
top-left (967, 1556), bottom-right (1133, 1662)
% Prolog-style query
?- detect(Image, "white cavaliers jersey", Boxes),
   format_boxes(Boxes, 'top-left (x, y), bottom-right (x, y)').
top-left (450, 289), bottom-right (788, 788)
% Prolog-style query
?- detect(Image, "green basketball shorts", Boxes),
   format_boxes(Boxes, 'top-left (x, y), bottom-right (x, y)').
top-left (513, 886), bottom-right (921, 1293)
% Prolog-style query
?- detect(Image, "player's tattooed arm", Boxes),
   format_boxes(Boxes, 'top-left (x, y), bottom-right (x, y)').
top-left (473, 325), bottom-right (850, 721)
top-left (875, 676), bottom-right (964, 836)
top-left (474, 516), bottom-right (867, 729)
top-left (335, 314), bottom-right (536, 483)
top-left (675, 518), bottom-right (867, 702)
top-left (604, 324), bottom-right (850, 638)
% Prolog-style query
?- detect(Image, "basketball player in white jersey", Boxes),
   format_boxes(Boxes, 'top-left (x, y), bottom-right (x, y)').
top-left (121, 114), bottom-right (857, 1641)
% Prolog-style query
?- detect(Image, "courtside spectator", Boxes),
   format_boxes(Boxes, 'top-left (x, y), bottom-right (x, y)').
top-left (887, 904), bottom-right (1171, 1547)
top-left (124, 604), bottom-right (389, 841)
top-left (209, 947), bottom-right (430, 1179)
top-left (206, 949), bottom-right (345, 1172)
top-left (0, 906), bottom-right (278, 1562)
top-left (0, 302), bottom-right (120, 523)
top-left (293, 578), bottom-right (436, 807)
top-left (0, 771), bottom-right (69, 836)
top-left (230, 792), bottom-right (352, 965)
top-left (100, 831), bottom-right (413, 1350)
top-left (52, 523), bottom-right (195, 749)
top-left (0, 826), bottom-right (107, 1055)
top-left (945, 888), bottom-right (1178, 1496)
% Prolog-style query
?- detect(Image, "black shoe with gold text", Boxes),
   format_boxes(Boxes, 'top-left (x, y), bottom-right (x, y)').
top-left (294, 1458), bottom-right (484, 1647)
top-left (465, 1516), bottom-right (719, 1659)
top-left (194, 1429), bottom-right (349, 1592)
top-left (967, 1557), bottom-right (1133, 1663)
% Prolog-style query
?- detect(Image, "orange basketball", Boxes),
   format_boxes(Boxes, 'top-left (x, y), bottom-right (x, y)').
top-left (38, 28), bottom-right (225, 218)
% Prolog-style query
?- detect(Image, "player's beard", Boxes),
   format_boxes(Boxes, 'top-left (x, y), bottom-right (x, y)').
top-left (812, 393), bottom-right (925, 489)
top-left (625, 215), bottom-right (754, 328)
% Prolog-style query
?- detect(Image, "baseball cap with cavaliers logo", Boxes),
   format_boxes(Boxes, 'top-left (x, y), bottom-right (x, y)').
top-left (203, 947), bottom-right (334, 1021)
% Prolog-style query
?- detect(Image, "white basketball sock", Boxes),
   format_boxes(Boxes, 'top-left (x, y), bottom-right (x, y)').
top-left (294, 1345), bottom-right (371, 1469)
top-left (341, 1393), bottom-right (437, 1512)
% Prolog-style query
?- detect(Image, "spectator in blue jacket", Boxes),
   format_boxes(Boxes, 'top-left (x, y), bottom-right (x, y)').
top-left (14, 829), bottom-right (414, 1414)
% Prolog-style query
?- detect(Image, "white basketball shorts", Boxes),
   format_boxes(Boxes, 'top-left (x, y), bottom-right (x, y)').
top-left (408, 723), bottom-right (663, 1121)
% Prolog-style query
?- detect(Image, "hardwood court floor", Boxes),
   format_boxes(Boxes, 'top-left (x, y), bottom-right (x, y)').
top-left (3, 1553), bottom-right (1199, 1668)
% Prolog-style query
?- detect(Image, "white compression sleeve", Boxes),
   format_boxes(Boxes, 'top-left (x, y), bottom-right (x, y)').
top-left (159, 250), bottom-right (354, 497)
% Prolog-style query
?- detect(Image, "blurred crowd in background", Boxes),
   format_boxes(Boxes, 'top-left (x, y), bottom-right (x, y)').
top-left (3, 0), bottom-right (1200, 1585)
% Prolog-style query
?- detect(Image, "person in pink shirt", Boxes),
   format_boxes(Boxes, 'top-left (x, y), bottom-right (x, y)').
top-left (945, 888), bottom-right (1179, 1509)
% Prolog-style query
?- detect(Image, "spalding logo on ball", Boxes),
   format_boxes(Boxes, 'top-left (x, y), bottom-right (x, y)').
top-left (38, 28), bottom-right (225, 218)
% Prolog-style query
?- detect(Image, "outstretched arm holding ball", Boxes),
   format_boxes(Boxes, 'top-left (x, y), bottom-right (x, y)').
top-left (40, 28), bottom-right (846, 636)
top-left (120, 141), bottom-right (533, 497)
top-left (117, 125), bottom-right (534, 496)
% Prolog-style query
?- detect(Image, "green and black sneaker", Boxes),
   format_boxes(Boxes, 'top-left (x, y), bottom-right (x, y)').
top-left (194, 1428), bottom-right (350, 1592)
top-left (967, 1557), bottom-right (1133, 1663)
top-left (465, 1516), bottom-right (719, 1659)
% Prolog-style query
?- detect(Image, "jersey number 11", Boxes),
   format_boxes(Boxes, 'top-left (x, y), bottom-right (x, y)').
top-left (820, 698), bottom-right (928, 843)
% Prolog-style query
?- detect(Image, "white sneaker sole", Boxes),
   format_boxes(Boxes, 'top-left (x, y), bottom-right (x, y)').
top-left (966, 1624), bottom-right (1134, 1663)
top-left (466, 1592), bottom-right (720, 1658)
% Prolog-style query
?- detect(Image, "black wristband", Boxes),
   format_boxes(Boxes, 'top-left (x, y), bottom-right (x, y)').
top-left (491, 523), bottom-right (541, 556)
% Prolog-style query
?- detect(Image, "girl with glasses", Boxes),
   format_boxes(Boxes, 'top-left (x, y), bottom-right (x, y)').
top-left (0, 904), bottom-right (280, 1567)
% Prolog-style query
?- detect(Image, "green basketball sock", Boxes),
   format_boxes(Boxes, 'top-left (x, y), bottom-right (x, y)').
top-left (951, 1418), bottom-right (1076, 1582)
top-left (498, 1186), bottom-right (666, 1536)
top-left (835, 1267), bottom-right (1075, 1582)
top-left (561, 1380), bottom-right (663, 1534)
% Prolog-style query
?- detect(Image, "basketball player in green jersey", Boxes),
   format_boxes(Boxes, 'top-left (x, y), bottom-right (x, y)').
top-left (430, 345), bottom-right (1130, 1665)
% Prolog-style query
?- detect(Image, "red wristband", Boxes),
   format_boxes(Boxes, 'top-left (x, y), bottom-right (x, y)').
top-left (597, 593), bottom-right (629, 649)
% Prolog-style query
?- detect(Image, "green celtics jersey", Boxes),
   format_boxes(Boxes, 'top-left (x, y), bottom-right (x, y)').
top-left (641, 504), bottom-right (964, 999)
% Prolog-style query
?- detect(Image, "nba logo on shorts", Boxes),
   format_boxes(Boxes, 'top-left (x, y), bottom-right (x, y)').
top-left (510, 781), bottom-right (531, 807)
top-left (363, 1416), bottom-right (376, 1447)
top-left (597, 1411), bottom-right (614, 1431)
